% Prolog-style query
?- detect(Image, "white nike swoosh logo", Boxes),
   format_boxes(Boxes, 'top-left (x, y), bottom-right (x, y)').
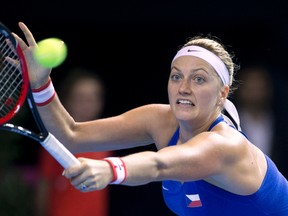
top-left (162, 186), bottom-right (169, 191)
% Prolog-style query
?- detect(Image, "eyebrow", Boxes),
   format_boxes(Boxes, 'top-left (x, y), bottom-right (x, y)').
top-left (171, 66), bottom-right (210, 76)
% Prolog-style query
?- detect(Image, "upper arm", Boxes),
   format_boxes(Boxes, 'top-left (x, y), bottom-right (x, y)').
top-left (155, 131), bottom-right (240, 181)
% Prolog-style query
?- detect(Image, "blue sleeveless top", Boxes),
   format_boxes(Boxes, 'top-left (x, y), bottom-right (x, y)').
top-left (162, 115), bottom-right (288, 215)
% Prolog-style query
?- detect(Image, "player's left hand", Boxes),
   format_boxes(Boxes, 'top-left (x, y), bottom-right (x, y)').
top-left (13, 22), bottom-right (51, 89)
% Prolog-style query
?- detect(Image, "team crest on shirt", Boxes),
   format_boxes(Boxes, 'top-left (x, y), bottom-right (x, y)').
top-left (186, 194), bottom-right (202, 208)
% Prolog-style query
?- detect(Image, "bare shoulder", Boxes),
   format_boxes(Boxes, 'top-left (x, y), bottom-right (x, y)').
top-left (127, 104), bottom-right (175, 123)
top-left (210, 125), bottom-right (251, 163)
top-left (126, 104), bottom-right (178, 149)
top-left (207, 124), bottom-right (267, 195)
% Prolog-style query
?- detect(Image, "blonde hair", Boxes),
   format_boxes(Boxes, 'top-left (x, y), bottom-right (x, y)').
top-left (182, 36), bottom-right (239, 93)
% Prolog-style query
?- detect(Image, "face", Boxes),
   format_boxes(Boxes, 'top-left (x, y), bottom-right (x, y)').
top-left (65, 78), bottom-right (104, 122)
top-left (168, 56), bottom-right (226, 124)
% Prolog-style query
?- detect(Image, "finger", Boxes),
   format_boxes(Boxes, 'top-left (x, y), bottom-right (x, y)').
top-left (77, 181), bottom-right (93, 192)
top-left (63, 169), bottom-right (81, 179)
top-left (4, 57), bottom-right (19, 67)
top-left (12, 33), bottom-right (31, 50)
top-left (79, 183), bottom-right (88, 192)
top-left (17, 22), bottom-right (37, 46)
top-left (63, 164), bottom-right (84, 179)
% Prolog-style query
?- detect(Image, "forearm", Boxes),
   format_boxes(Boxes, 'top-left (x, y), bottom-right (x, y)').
top-left (64, 150), bottom-right (170, 192)
top-left (37, 94), bottom-right (78, 151)
top-left (119, 151), bottom-right (163, 186)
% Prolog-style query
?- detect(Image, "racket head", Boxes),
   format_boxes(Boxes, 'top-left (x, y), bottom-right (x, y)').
top-left (0, 23), bottom-right (29, 125)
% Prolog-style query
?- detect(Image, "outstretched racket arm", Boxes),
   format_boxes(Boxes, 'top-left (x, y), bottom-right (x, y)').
top-left (27, 81), bottom-right (81, 169)
top-left (0, 22), bottom-right (80, 169)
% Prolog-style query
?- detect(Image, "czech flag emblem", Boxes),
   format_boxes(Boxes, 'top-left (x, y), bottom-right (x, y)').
top-left (186, 194), bottom-right (202, 208)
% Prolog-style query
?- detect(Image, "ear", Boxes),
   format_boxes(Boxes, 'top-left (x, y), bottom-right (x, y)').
top-left (218, 85), bottom-right (229, 105)
top-left (222, 85), bottom-right (229, 99)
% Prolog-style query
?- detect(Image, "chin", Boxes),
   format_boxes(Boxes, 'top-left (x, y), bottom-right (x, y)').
top-left (176, 113), bottom-right (196, 122)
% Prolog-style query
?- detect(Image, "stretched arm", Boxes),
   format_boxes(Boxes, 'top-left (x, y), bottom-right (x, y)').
top-left (63, 130), bottom-right (239, 191)
top-left (15, 22), bottom-right (174, 153)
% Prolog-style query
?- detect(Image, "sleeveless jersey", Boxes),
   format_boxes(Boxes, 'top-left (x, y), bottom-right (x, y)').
top-left (162, 115), bottom-right (288, 215)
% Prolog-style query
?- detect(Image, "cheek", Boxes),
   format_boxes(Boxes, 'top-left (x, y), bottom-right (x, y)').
top-left (167, 83), bottom-right (174, 97)
top-left (167, 90), bottom-right (173, 105)
top-left (197, 89), bottom-right (218, 107)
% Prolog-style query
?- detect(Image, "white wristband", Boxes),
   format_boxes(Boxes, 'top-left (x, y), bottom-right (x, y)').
top-left (32, 79), bottom-right (56, 106)
top-left (104, 157), bottom-right (127, 184)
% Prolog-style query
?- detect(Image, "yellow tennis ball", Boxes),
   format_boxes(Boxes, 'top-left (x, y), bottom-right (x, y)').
top-left (33, 38), bottom-right (67, 68)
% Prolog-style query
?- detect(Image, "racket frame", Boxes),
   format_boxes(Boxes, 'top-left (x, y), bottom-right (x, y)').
top-left (0, 22), bottom-right (80, 168)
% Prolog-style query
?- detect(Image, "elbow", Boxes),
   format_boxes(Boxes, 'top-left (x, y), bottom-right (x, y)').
top-left (60, 122), bottom-right (80, 153)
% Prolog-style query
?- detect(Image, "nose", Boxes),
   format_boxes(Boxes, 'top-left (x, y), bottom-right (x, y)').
top-left (179, 79), bottom-right (191, 95)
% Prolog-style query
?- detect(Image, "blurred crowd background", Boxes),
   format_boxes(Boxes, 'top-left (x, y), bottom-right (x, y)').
top-left (1, 0), bottom-right (288, 215)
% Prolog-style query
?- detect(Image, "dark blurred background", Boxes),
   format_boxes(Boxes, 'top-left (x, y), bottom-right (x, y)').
top-left (1, 0), bottom-right (287, 113)
top-left (1, 0), bottom-right (288, 215)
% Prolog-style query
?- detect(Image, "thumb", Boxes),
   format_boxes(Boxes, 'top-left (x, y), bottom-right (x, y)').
top-left (62, 163), bottom-right (83, 178)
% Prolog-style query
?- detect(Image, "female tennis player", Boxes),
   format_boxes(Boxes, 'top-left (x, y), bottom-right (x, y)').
top-left (15, 21), bottom-right (288, 215)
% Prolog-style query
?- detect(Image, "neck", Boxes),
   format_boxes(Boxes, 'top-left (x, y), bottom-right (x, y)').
top-left (178, 112), bottom-right (221, 143)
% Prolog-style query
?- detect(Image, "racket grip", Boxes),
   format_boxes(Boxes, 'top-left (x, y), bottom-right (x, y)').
top-left (41, 133), bottom-right (81, 169)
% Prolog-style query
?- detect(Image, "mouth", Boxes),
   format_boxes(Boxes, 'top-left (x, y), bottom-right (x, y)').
top-left (176, 99), bottom-right (195, 106)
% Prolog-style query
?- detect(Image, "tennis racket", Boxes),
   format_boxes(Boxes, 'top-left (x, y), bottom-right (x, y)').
top-left (0, 22), bottom-right (80, 169)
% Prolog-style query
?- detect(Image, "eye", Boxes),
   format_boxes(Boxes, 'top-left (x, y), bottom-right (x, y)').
top-left (194, 76), bottom-right (205, 84)
top-left (170, 73), bottom-right (182, 81)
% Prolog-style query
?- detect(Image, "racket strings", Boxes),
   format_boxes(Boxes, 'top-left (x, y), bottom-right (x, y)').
top-left (0, 34), bottom-right (23, 118)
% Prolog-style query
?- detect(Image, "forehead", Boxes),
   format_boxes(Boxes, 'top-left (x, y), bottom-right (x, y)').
top-left (172, 56), bottom-right (216, 74)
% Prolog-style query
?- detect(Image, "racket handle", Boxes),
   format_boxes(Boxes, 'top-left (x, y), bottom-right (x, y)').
top-left (41, 133), bottom-right (81, 169)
